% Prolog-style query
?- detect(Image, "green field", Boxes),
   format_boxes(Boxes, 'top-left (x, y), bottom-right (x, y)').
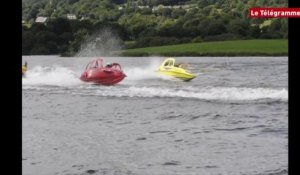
top-left (120, 39), bottom-right (288, 56)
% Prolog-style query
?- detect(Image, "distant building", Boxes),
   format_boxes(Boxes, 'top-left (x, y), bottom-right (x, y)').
top-left (35, 17), bottom-right (48, 23)
top-left (138, 6), bottom-right (150, 9)
top-left (66, 14), bottom-right (77, 20)
top-left (79, 14), bottom-right (89, 21)
top-left (152, 5), bottom-right (171, 12)
top-left (180, 5), bottom-right (192, 9)
top-left (152, 4), bottom-right (195, 12)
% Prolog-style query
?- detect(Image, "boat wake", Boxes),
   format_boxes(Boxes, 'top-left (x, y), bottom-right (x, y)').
top-left (22, 62), bottom-right (173, 87)
top-left (22, 66), bottom-right (288, 102)
top-left (22, 66), bottom-right (82, 86)
top-left (122, 59), bottom-right (173, 82)
top-left (72, 86), bottom-right (288, 102)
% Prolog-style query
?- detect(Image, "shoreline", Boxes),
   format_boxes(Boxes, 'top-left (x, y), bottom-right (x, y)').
top-left (119, 39), bottom-right (288, 57)
top-left (118, 52), bottom-right (287, 57)
top-left (22, 39), bottom-right (288, 57)
top-left (22, 53), bottom-right (288, 57)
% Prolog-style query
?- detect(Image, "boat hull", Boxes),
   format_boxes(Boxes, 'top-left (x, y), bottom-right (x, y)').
top-left (80, 68), bottom-right (126, 85)
top-left (157, 57), bottom-right (196, 81)
top-left (158, 68), bottom-right (196, 81)
top-left (22, 65), bottom-right (27, 75)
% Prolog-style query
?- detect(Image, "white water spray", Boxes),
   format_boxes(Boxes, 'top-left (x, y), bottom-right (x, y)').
top-left (87, 86), bottom-right (288, 101)
top-left (22, 64), bottom-right (288, 102)
top-left (22, 66), bottom-right (82, 86)
top-left (76, 28), bottom-right (123, 57)
top-left (122, 59), bottom-right (173, 83)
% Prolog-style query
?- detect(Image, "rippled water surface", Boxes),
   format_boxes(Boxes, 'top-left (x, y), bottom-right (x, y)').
top-left (22, 56), bottom-right (288, 175)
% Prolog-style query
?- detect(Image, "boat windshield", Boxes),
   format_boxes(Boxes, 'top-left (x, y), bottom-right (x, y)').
top-left (86, 58), bottom-right (103, 70)
top-left (163, 58), bottom-right (175, 67)
top-left (111, 63), bottom-right (122, 70)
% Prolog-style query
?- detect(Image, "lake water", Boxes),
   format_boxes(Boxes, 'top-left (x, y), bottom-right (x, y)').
top-left (22, 56), bottom-right (288, 175)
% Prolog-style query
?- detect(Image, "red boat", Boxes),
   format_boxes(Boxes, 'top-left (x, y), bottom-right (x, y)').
top-left (80, 58), bottom-right (126, 85)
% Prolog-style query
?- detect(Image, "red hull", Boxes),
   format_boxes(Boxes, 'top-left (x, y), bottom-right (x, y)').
top-left (80, 68), bottom-right (126, 85)
top-left (80, 58), bottom-right (126, 86)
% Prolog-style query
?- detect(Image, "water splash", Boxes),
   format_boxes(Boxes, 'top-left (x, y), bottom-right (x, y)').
top-left (63, 86), bottom-right (288, 102)
top-left (122, 59), bottom-right (173, 83)
top-left (22, 65), bottom-right (288, 102)
top-left (118, 86), bottom-right (288, 101)
top-left (22, 66), bottom-right (82, 86)
top-left (76, 28), bottom-right (123, 57)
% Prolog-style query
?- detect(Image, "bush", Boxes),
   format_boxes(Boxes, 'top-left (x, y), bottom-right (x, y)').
top-left (133, 37), bottom-right (190, 48)
top-left (203, 33), bottom-right (243, 41)
top-left (192, 36), bottom-right (203, 43)
top-left (179, 37), bottom-right (191, 44)
top-left (124, 41), bottom-right (136, 49)
top-left (30, 46), bottom-right (50, 55)
top-left (149, 37), bottom-right (179, 47)
top-left (58, 45), bottom-right (69, 53)
top-left (259, 32), bottom-right (283, 39)
top-left (46, 41), bottom-right (58, 54)
top-left (135, 37), bottom-right (152, 48)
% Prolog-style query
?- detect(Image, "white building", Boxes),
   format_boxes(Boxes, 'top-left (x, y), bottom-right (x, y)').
top-left (152, 4), bottom-right (194, 12)
top-left (67, 14), bottom-right (77, 20)
top-left (35, 17), bottom-right (48, 23)
top-left (138, 5), bottom-right (150, 9)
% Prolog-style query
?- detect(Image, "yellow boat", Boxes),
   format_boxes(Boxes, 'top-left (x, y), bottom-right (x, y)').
top-left (22, 62), bottom-right (27, 75)
top-left (157, 58), bottom-right (196, 81)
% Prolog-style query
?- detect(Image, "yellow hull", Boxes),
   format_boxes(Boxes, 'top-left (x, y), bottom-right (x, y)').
top-left (157, 58), bottom-right (196, 81)
top-left (158, 68), bottom-right (196, 81)
top-left (22, 65), bottom-right (27, 75)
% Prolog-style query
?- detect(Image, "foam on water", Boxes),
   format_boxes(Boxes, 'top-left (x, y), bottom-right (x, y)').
top-left (90, 86), bottom-right (288, 101)
top-left (22, 66), bottom-right (82, 86)
top-left (22, 65), bottom-right (288, 102)
top-left (61, 86), bottom-right (288, 102)
top-left (22, 60), bottom-right (173, 88)
top-left (122, 59), bottom-right (173, 82)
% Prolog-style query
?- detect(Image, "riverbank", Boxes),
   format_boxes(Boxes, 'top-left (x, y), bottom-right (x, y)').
top-left (119, 39), bottom-right (288, 57)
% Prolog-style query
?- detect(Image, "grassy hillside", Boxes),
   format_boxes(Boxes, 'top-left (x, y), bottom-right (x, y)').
top-left (120, 39), bottom-right (288, 56)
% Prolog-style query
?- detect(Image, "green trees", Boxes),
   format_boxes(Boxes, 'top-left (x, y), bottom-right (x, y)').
top-left (22, 18), bottom-right (87, 55)
top-left (22, 31), bottom-right (36, 55)
top-left (22, 0), bottom-right (288, 55)
top-left (259, 19), bottom-right (287, 39)
top-left (118, 14), bottom-right (157, 39)
top-left (227, 19), bottom-right (249, 37)
top-left (47, 18), bottom-right (71, 35)
top-left (171, 8), bottom-right (186, 18)
top-left (21, 17), bottom-right (129, 56)
top-left (248, 26), bottom-right (261, 38)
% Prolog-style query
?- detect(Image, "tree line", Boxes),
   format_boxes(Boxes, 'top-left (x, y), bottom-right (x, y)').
top-left (22, 0), bottom-right (288, 55)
